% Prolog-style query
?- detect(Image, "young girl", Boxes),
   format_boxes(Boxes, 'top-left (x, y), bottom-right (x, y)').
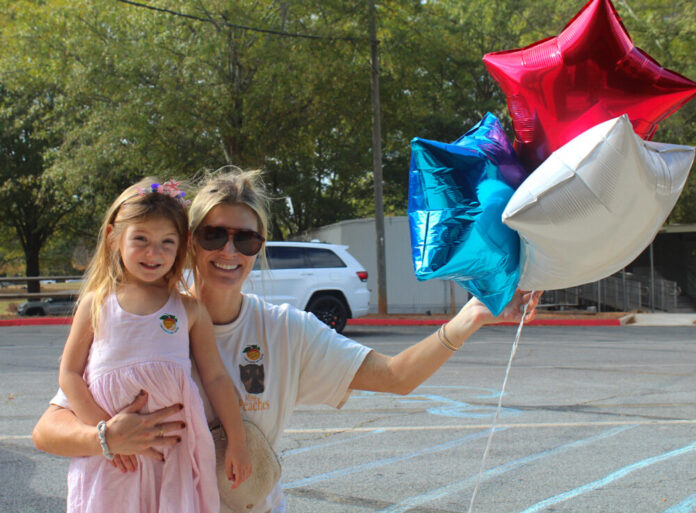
top-left (58, 178), bottom-right (251, 513)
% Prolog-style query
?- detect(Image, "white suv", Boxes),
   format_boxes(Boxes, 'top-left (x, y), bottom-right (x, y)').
top-left (242, 241), bottom-right (369, 333)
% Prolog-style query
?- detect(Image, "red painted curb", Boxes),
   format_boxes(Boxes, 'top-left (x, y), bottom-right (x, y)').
top-left (0, 317), bottom-right (73, 327)
top-left (348, 318), bottom-right (447, 326)
top-left (491, 318), bottom-right (622, 327)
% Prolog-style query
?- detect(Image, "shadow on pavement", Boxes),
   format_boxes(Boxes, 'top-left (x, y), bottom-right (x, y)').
top-left (0, 443), bottom-right (66, 513)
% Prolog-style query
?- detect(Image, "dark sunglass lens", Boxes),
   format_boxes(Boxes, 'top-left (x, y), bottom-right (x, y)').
top-left (199, 226), bottom-right (228, 250)
top-left (233, 230), bottom-right (263, 256)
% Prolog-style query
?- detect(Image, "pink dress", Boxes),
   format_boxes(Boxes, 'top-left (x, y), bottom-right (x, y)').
top-left (66, 293), bottom-right (219, 513)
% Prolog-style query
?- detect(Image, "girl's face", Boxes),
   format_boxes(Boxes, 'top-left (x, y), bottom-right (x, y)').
top-left (194, 203), bottom-right (261, 293)
top-left (117, 217), bottom-right (180, 286)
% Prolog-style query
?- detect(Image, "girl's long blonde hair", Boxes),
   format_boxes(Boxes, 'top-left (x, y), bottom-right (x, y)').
top-left (80, 177), bottom-right (190, 331)
top-left (187, 167), bottom-right (270, 292)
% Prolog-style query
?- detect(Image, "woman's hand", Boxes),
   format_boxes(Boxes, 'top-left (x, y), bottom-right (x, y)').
top-left (224, 440), bottom-right (252, 489)
top-left (461, 289), bottom-right (543, 328)
top-left (105, 390), bottom-right (185, 471)
top-left (111, 454), bottom-right (139, 473)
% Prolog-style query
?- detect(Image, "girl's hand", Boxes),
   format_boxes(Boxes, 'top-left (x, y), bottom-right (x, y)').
top-left (224, 440), bottom-right (252, 489)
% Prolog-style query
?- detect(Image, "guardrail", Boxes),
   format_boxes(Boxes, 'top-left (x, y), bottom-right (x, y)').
top-left (0, 276), bottom-right (83, 301)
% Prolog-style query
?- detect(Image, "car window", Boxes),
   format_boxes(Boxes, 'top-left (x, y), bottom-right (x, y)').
top-left (306, 248), bottom-right (346, 268)
top-left (266, 246), bottom-right (308, 270)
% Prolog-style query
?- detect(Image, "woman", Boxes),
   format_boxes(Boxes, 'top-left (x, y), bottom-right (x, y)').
top-left (34, 168), bottom-right (541, 513)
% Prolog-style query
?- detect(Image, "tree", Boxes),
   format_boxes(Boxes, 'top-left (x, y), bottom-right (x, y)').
top-left (1, 0), bottom-right (694, 265)
top-left (0, 85), bottom-right (79, 291)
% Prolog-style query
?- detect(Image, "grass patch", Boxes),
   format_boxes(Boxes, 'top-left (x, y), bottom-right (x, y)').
top-left (0, 299), bottom-right (19, 316)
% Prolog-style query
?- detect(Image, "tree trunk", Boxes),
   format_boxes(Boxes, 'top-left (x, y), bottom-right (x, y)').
top-left (24, 241), bottom-right (41, 294)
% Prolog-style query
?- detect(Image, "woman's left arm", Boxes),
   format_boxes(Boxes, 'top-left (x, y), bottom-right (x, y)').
top-left (349, 290), bottom-right (542, 395)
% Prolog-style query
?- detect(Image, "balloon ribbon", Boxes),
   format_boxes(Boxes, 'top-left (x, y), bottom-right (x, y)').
top-left (467, 292), bottom-right (535, 513)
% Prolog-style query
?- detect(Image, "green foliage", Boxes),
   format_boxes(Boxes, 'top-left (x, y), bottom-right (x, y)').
top-left (0, 0), bottom-right (695, 273)
top-left (0, 81), bottom-right (82, 286)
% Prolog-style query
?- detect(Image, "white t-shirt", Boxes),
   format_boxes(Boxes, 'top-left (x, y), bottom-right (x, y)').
top-left (51, 293), bottom-right (371, 513)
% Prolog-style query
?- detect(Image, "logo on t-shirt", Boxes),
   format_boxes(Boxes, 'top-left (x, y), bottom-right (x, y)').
top-left (159, 314), bottom-right (179, 334)
top-left (240, 344), bottom-right (265, 394)
top-left (242, 344), bottom-right (263, 364)
top-left (240, 364), bottom-right (265, 394)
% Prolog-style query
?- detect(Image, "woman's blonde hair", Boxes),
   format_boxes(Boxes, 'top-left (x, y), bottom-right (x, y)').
top-left (188, 167), bottom-right (270, 291)
top-left (80, 177), bottom-right (190, 330)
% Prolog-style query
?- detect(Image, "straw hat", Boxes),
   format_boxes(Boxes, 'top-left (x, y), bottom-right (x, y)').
top-left (213, 420), bottom-right (281, 512)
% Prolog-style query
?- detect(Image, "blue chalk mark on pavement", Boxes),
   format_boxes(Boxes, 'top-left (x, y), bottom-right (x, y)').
top-left (282, 428), bottom-right (503, 490)
top-left (519, 439), bottom-right (696, 513)
top-left (353, 387), bottom-right (521, 419)
top-left (664, 493), bottom-right (696, 513)
top-left (281, 429), bottom-right (386, 457)
top-left (376, 425), bottom-right (635, 513)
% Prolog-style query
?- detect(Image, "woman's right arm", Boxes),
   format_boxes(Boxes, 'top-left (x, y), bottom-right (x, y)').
top-left (33, 391), bottom-right (184, 463)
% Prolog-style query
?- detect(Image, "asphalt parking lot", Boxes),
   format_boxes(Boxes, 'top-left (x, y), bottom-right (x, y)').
top-left (1, 323), bottom-right (695, 513)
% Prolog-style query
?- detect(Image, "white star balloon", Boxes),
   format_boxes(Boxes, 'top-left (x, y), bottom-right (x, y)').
top-left (502, 114), bottom-right (694, 291)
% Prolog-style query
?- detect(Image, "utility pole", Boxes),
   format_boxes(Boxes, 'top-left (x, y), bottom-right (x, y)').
top-left (369, 0), bottom-right (387, 314)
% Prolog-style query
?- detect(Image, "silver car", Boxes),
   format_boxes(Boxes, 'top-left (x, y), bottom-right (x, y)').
top-left (17, 296), bottom-right (76, 316)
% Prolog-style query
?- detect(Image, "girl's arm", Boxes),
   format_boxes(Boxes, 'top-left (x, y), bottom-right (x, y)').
top-left (186, 297), bottom-right (252, 487)
top-left (58, 293), bottom-right (111, 426)
top-left (350, 290), bottom-right (542, 394)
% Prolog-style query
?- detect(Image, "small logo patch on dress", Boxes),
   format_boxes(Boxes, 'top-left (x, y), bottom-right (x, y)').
top-left (159, 314), bottom-right (179, 334)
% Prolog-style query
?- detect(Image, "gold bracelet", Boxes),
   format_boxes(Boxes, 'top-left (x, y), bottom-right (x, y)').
top-left (437, 324), bottom-right (459, 351)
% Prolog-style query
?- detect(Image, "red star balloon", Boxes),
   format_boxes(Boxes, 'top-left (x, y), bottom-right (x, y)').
top-left (483, 0), bottom-right (696, 171)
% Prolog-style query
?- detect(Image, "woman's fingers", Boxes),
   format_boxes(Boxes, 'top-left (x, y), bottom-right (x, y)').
top-left (142, 404), bottom-right (184, 433)
top-left (153, 420), bottom-right (185, 434)
top-left (111, 456), bottom-right (124, 472)
top-left (142, 447), bottom-right (165, 462)
top-left (111, 454), bottom-right (140, 473)
top-left (112, 454), bottom-right (130, 473)
top-left (121, 390), bottom-right (149, 413)
top-left (521, 290), bottom-right (543, 321)
top-left (122, 454), bottom-right (138, 472)
top-left (106, 402), bottom-right (183, 455)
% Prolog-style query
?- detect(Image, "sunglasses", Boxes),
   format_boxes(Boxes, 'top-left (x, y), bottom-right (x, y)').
top-left (195, 226), bottom-right (265, 255)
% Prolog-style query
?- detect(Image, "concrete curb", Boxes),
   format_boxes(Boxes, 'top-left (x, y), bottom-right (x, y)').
top-left (347, 317), bottom-right (623, 327)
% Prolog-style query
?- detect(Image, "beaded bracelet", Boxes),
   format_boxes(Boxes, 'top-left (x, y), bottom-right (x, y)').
top-left (97, 420), bottom-right (115, 461)
top-left (437, 324), bottom-right (459, 351)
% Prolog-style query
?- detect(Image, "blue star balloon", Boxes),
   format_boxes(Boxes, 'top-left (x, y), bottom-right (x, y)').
top-left (408, 113), bottom-right (524, 315)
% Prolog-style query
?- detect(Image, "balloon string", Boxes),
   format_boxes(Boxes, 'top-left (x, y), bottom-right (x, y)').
top-left (467, 291), bottom-right (535, 513)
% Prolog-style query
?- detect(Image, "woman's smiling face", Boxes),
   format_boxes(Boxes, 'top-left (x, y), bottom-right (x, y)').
top-left (194, 203), bottom-right (261, 293)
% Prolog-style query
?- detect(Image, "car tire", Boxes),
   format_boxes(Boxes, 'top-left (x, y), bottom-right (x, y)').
top-left (306, 295), bottom-right (348, 333)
